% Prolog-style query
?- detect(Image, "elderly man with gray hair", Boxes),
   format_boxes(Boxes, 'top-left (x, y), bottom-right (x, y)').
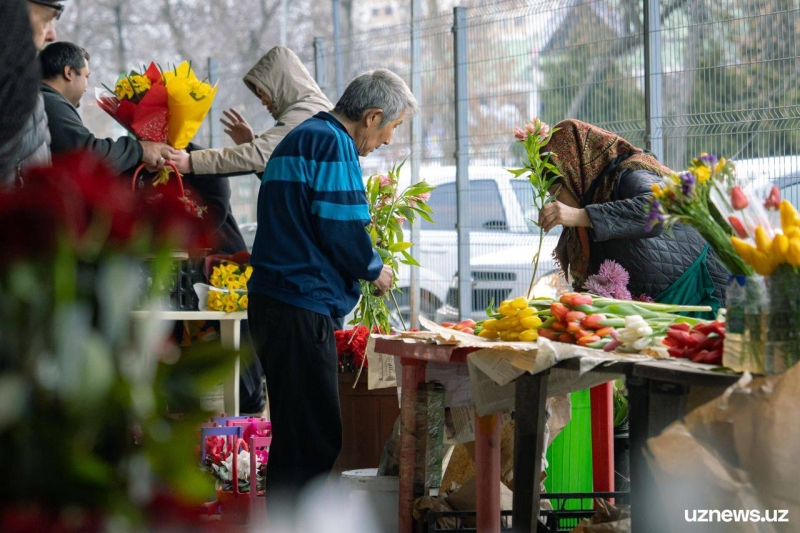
top-left (247, 69), bottom-right (416, 506)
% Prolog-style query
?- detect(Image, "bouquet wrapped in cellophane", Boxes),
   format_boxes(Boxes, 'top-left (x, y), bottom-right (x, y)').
top-left (96, 61), bottom-right (218, 187)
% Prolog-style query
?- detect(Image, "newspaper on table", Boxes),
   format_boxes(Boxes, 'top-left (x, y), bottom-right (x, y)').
top-left (366, 336), bottom-right (398, 390)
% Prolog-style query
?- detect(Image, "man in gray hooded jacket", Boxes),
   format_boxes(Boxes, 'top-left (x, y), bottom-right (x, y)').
top-left (171, 46), bottom-right (332, 176)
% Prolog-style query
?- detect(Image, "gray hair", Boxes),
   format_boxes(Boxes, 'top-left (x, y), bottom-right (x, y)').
top-left (333, 69), bottom-right (418, 126)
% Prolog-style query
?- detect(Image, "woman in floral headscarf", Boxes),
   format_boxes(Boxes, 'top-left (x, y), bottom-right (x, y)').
top-left (538, 119), bottom-right (728, 307)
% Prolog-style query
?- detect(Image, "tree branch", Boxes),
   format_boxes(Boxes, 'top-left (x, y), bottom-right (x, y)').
top-left (162, 0), bottom-right (191, 60)
top-left (565, 0), bottom-right (692, 119)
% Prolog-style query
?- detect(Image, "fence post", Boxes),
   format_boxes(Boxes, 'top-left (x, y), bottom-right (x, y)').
top-left (409, 0), bottom-right (423, 328)
top-left (313, 37), bottom-right (328, 93)
top-left (207, 57), bottom-right (221, 148)
top-left (332, 0), bottom-right (345, 98)
top-left (453, 6), bottom-right (472, 321)
top-left (643, 0), bottom-right (664, 161)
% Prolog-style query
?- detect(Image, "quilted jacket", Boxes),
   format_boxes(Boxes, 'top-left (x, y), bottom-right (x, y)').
top-left (585, 168), bottom-right (729, 303)
top-left (0, 94), bottom-right (50, 187)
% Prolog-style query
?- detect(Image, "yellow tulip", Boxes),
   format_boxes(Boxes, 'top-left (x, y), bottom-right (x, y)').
top-left (771, 234), bottom-right (789, 263)
top-left (517, 307), bottom-right (536, 318)
top-left (510, 296), bottom-right (529, 309)
top-left (498, 305), bottom-right (517, 317)
top-left (521, 316), bottom-right (543, 329)
top-left (519, 329), bottom-right (539, 342)
top-left (787, 240), bottom-right (800, 267)
top-left (504, 331), bottom-right (520, 342)
top-left (495, 317), bottom-right (513, 331)
top-left (751, 250), bottom-right (778, 276)
top-left (478, 329), bottom-right (499, 339)
top-left (755, 226), bottom-right (772, 254)
top-left (731, 237), bottom-right (755, 265)
top-left (785, 227), bottom-right (800, 241)
top-left (781, 200), bottom-right (800, 230)
top-left (481, 318), bottom-right (498, 331)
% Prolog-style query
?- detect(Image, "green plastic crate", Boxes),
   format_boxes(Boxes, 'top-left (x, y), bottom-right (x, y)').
top-left (544, 389), bottom-right (593, 512)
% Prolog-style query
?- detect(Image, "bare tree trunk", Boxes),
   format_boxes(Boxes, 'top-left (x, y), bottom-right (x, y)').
top-left (162, 0), bottom-right (191, 60)
top-left (113, 2), bottom-right (127, 72)
top-left (341, 0), bottom-right (353, 81)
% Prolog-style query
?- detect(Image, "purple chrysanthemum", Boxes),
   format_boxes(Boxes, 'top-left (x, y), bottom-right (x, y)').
top-left (586, 260), bottom-right (632, 300)
top-left (598, 260), bottom-right (629, 288)
top-left (585, 275), bottom-right (615, 298)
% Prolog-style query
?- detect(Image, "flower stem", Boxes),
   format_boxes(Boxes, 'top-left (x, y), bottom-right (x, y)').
top-left (527, 224), bottom-right (546, 299)
top-left (390, 290), bottom-right (408, 331)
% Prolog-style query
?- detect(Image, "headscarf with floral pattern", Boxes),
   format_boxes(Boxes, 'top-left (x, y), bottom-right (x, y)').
top-left (546, 119), bottom-right (673, 288)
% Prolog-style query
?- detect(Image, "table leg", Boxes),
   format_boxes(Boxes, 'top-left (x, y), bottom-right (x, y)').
top-left (399, 359), bottom-right (426, 533)
top-left (220, 319), bottom-right (241, 416)
top-left (627, 376), bottom-right (649, 533)
top-left (590, 382), bottom-right (615, 493)
top-left (476, 412), bottom-right (501, 533)
top-left (512, 370), bottom-right (550, 533)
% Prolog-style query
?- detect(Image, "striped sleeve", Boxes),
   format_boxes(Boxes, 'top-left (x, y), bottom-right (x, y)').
top-left (309, 127), bottom-right (383, 282)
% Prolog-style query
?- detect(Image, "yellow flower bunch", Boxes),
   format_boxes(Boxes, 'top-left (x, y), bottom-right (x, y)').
top-left (114, 74), bottom-right (153, 101)
top-left (162, 61), bottom-right (218, 149)
top-left (731, 200), bottom-right (800, 275)
top-left (207, 289), bottom-right (248, 312)
top-left (114, 78), bottom-right (134, 100)
top-left (188, 79), bottom-right (213, 101)
top-left (209, 262), bottom-right (252, 291)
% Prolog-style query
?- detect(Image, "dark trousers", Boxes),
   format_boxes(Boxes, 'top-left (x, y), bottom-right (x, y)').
top-left (248, 293), bottom-right (342, 504)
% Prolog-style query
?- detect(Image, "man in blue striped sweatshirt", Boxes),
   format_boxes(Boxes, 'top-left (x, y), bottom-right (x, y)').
top-left (247, 69), bottom-right (417, 506)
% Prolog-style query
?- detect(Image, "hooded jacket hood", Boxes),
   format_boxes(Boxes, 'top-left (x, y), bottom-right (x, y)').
top-left (243, 46), bottom-right (330, 120)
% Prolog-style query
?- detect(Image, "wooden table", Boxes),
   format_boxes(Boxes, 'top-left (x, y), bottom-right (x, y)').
top-left (512, 358), bottom-right (742, 533)
top-left (372, 339), bottom-right (491, 533)
top-left (131, 310), bottom-right (247, 416)
top-left (374, 337), bottom-right (744, 533)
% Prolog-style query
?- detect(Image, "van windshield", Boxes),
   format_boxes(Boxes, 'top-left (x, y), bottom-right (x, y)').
top-left (420, 179), bottom-right (507, 231)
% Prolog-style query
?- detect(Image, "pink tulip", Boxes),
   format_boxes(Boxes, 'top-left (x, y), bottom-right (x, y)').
top-left (514, 127), bottom-right (526, 141)
top-left (525, 123), bottom-right (536, 135)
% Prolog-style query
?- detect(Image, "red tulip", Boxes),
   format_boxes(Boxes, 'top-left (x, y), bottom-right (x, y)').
top-left (731, 186), bottom-right (749, 210)
top-left (764, 185), bottom-right (781, 210)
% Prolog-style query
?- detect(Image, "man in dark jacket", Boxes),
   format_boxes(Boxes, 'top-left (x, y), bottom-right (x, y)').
top-left (39, 42), bottom-right (173, 173)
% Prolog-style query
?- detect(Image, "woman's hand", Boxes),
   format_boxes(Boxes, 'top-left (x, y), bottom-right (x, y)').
top-left (538, 201), bottom-right (592, 231)
top-left (170, 150), bottom-right (192, 174)
top-left (221, 109), bottom-right (255, 145)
